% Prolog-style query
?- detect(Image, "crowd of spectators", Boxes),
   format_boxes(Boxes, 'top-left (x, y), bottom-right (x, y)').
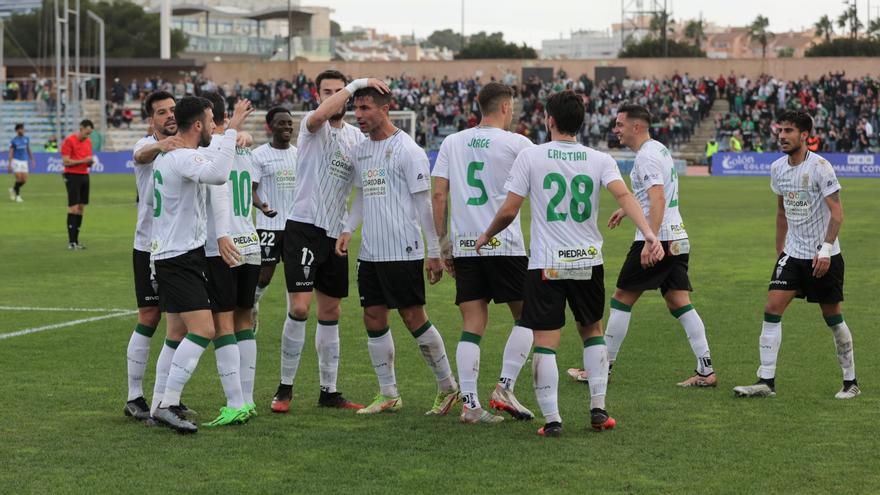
top-left (713, 71), bottom-right (879, 153)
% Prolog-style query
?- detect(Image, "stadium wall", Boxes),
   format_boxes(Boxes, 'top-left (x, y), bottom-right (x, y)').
top-left (202, 58), bottom-right (879, 83)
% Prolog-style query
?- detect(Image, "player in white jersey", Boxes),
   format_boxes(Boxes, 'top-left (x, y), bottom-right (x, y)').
top-left (150, 96), bottom-right (254, 433)
top-left (575, 104), bottom-right (715, 387)
top-left (336, 87), bottom-right (459, 416)
top-left (735, 110), bottom-right (859, 400)
top-left (432, 82), bottom-right (535, 424)
top-left (199, 92), bottom-right (262, 426)
top-left (475, 91), bottom-right (663, 437)
top-left (272, 71), bottom-right (388, 413)
top-left (251, 107), bottom-right (297, 331)
top-left (123, 91), bottom-right (184, 421)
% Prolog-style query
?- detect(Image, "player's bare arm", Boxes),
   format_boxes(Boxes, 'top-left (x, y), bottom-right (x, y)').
top-left (476, 192), bottom-right (523, 255)
top-left (607, 180), bottom-right (664, 267)
top-left (306, 77), bottom-right (390, 133)
top-left (813, 191), bottom-right (843, 278)
top-left (431, 177), bottom-right (454, 276)
top-left (134, 136), bottom-right (185, 165)
top-left (251, 181), bottom-right (277, 218)
top-left (775, 195), bottom-right (788, 256)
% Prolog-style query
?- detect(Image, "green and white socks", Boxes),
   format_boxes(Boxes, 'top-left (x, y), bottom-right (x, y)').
top-left (280, 314), bottom-right (306, 386)
top-left (366, 328), bottom-right (398, 397)
top-left (583, 337), bottom-right (609, 410)
top-left (825, 314), bottom-right (856, 381)
top-left (236, 329), bottom-right (257, 405)
top-left (671, 304), bottom-right (714, 376)
top-left (214, 334), bottom-right (245, 409)
top-left (412, 321), bottom-right (456, 392)
top-left (498, 323), bottom-right (532, 392)
top-left (758, 313), bottom-right (782, 380)
top-left (316, 320), bottom-right (340, 393)
top-left (160, 333), bottom-right (210, 408)
top-left (127, 323), bottom-right (156, 401)
top-left (151, 338), bottom-right (179, 415)
top-left (532, 347), bottom-right (560, 424)
top-left (456, 331), bottom-right (482, 409)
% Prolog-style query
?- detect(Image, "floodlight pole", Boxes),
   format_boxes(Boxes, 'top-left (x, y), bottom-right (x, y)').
top-left (74, 0), bottom-right (80, 105)
top-left (87, 10), bottom-right (106, 141)
top-left (54, 0), bottom-right (63, 145)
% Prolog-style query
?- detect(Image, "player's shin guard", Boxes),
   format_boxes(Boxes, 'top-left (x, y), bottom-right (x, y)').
top-left (498, 323), bottom-right (532, 391)
top-left (412, 321), bottom-right (456, 391)
top-left (280, 314), bottom-right (306, 386)
top-left (825, 314), bottom-right (856, 381)
top-left (367, 328), bottom-right (398, 397)
top-left (604, 299), bottom-right (632, 363)
top-left (583, 337), bottom-right (609, 410)
top-left (235, 329), bottom-right (257, 405)
top-left (758, 313), bottom-right (782, 380)
top-left (672, 304), bottom-right (714, 375)
top-left (151, 338), bottom-right (179, 415)
top-left (456, 331), bottom-right (482, 409)
top-left (214, 334), bottom-right (245, 409)
top-left (316, 320), bottom-right (340, 393)
top-left (532, 347), bottom-right (561, 424)
top-left (161, 334), bottom-right (210, 408)
top-left (127, 323), bottom-right (156, 401)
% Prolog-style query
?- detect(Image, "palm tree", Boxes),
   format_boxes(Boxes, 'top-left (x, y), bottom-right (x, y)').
top-left (684, 19), bottom-right (705, 49)
top-left (649, 11), bottom-right (675, 56)
top-left (868, 18), bottom-right (880, 40)
top-left (748, 15), bottom-right (774, 58)
top-left (814, 14), bottom-right (835, 43)
top-left (837, 4), bottom-right (863, 39)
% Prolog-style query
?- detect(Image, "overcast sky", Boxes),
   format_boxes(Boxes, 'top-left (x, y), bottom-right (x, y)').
top-left (305, 0), bottom-right (877, 48)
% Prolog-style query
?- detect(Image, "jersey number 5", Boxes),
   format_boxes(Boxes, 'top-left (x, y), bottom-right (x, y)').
top-left (466, 161), bottom-right (488, 206)
top-left (544, 173), bottom-right (593, 223)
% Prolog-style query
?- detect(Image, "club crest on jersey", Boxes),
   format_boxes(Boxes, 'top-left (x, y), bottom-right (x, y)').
top-left (554, 246), bottom-right (598, 263)
top-left (385, 149), bottom-right (393, 162)
top-left (801, 174), bottom-right (810, 188)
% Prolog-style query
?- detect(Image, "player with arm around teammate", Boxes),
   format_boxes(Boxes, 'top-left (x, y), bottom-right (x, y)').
top-left (336, 86), bottom-right (459, 416)
top-left (149, 96), bottom-right (254, 433)
top-left (475, 90), bottom-right (664, 437)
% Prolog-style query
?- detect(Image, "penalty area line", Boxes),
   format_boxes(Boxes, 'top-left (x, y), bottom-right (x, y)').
top-left (0, 310), bottom-right (138, 341)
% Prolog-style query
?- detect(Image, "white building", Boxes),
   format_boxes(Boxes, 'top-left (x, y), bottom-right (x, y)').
top-left (541, 30), bottom-right (621, 59)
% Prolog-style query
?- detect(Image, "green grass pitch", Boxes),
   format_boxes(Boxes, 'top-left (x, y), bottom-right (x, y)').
top-left (0, 174), bottom-right (878, 494)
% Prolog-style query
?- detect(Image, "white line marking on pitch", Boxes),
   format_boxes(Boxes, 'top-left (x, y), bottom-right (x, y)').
top-left (0, 306), bottom-right (133, 313)
top-left (0, 311), bottom-right (138, 340)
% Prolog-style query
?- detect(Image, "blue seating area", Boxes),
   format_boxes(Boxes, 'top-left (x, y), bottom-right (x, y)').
top-left (0, 101), bottom-right (79, 152)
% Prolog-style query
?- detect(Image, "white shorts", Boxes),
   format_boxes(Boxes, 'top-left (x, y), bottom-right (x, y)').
top-left (10, 159), bottom-right (28, 173)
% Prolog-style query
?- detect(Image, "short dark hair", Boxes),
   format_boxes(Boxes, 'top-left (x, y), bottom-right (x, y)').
top-left (266, 106), bottom-right (292, 125)
top-left (477, 82), bottom-right (514, 114)
top-left (14, 123), bottom-right (24, 131)
top-left (353, 87), bottom-right (391, 107)
top-left (776, 109), bottom-right (813, 133)
top-left (316, 70), bottom-right (347, 91)
top-left (618, 103), bottom-right (652, 125)
top-left (80, 119), bottom-right (94, 129)
top-left (201, 91), bottom-right (226, 125)
top-left (545, 90), bottom-right (584, 135)
top-left (174, 96), bottom-right (213, 132)
top-left (144, 91), bottom-right (175, 117)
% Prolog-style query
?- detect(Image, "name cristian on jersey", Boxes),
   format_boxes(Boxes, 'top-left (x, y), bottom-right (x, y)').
top-left (547, 149), bottom-right (589, 161)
